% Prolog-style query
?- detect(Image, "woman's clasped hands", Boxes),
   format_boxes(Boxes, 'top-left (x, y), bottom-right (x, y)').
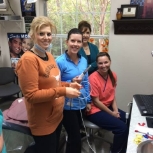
top-left (112, 111), bottom-right (120, 118)
top-left (66, 82), bottom-right (82, 98)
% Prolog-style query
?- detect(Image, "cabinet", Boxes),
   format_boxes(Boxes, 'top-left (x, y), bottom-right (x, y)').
top-left (112, 19), bottom-right (153, 34)
top-left (0, 16), bottom-right (23, 30)
top-left (0, 20), bottom-right (23, 30)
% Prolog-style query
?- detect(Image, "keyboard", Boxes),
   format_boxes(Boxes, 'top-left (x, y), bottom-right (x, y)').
top-left (133, 94), bottom-right (153, 116)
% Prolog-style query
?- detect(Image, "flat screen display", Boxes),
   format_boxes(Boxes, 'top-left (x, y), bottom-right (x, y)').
top-left (20, 0), bottom-right (36, 17)
top-left (0, 0), bottom-right (4, 3)
top-left (0, 0), bottom-right (6, 9)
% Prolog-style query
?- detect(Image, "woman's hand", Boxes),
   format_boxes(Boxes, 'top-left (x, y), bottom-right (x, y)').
top-left (86, 104), bottom-right (91, 112)
top-left (66, 87), bottom-right (81, 98)
top-left (113, 109), bottom-right (120, 118)
top-left (112, 111), bottom-right (120, 118)
top-left (0, 134), bottom-right (4, 152)
top-left (71, 76), bottom-right (82, 84)
top-left (70, 82), bottom-right (82, 90)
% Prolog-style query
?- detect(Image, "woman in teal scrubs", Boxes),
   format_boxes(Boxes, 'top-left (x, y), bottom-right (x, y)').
top-left (0, 110), bottom-right (7, 153)
top-left (78, 20), bottom-right (99, 75)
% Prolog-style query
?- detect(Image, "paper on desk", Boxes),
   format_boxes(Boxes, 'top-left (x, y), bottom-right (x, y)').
top-left (135, 125), bottom-right (153, 135)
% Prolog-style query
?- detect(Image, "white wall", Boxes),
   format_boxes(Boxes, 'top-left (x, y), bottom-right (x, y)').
top-left (0, 0), bottom-right (45, 67)
top-left (1, 0), bottom-right (153, 111)
top-left (109, 0), bottom-right (153, 111)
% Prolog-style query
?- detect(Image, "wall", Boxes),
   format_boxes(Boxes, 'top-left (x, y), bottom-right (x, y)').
top-left (1, 0), bottom-right (153, 111)
top-left (109, 0), bottom-right (153, 111)
top-left (0, 0), bottom-right (45, 67)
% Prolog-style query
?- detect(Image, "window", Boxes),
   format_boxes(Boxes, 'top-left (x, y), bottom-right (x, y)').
top-left (47, 0), bottom-right (111, 57)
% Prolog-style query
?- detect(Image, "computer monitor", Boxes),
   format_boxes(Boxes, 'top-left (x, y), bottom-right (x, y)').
top-left (0, 0), bottom-right (7, 9)
top-left (21, 0), bottom-right (36, 17)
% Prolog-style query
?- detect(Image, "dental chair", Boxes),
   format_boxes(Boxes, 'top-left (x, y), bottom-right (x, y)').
top-left (2, 121), bottom-right (66, 153)
top-left (2, 121), bottom-right (31, 136)
top-left (81, 119), bottom-right (112, 153)
top-left (2, 121), bottom-right (34, 153)
top-left (81, 104), bottom-right (132, 153)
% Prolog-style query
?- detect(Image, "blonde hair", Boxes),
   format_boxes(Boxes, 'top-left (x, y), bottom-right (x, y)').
top-left (29, 16), bottom-right (57, 40)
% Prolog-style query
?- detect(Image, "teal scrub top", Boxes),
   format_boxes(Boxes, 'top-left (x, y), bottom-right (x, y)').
top-left (0, 110), bottom-right (7, 153)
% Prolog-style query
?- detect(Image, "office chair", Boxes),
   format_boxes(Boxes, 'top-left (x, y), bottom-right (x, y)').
top-left (81, 119), bottom-right (112, 153)
top-left (0, 67), bottom-right (21, 98)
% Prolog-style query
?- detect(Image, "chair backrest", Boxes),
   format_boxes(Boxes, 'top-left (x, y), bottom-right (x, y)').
top-left (0, 67), bottom-right (16, 85)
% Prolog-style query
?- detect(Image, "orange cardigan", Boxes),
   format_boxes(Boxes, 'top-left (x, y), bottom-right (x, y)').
top-left (16, 51), bottom-right (69, 136)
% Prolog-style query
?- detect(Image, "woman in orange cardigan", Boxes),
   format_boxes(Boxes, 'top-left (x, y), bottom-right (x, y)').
top-left (16, 16), bottom-right (81, 153)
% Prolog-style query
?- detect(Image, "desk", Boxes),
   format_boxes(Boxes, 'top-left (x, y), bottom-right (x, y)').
top-left (126, 98), bottom-right (151, 153)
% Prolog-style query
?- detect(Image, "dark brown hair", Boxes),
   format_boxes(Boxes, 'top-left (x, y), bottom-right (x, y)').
top-left (78, 20), bottom-right (91, 33)
top-left (96, 52), bottom-right (116, 87)
top-left (67, 28), bottom-right (82, 41)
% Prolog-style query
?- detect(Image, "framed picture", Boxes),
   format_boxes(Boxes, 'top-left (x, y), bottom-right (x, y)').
top-left (7, 33), bottom-right (33, 69)
top-left (130, 0), bottom-right (153, 19)
top-left (121, 5), bottom-right (138, 19)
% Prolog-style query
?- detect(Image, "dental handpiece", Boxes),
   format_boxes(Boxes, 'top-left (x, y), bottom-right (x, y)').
top-left (78, 65), bottom-right (91, 79)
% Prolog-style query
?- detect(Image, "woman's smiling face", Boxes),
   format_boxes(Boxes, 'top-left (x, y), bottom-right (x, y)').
top-left (81, 27), bottom-right (91, 44)
top-left (22, 39), bottom-right (32, 52)
top-left (66, 33), bottom-right (83, 54)
top-left (34, 26), bottom-right (52, 50)
top-left (97, 55), bottom-right (111, 74)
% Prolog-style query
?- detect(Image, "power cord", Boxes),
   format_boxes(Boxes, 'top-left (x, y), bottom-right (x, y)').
top-left (79, 98), bottom-right (96, 153)
top-left (7, 0), bottom-right (16, 15)
top-left (69, 81), bottom-right (97, 153)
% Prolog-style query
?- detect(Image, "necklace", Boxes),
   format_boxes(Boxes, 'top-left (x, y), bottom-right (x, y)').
top-left (97, 71), bottom-right (108, 92)
top-left (32, 49), bottom-right (46, 58)
top-left (31, 50), bottom-right (48, 61)
top-left (83, 45), bottom-right (90, 55)
top-left (83, 45), bottom-right (89, 50)
top-left (97, 71), bottom-right (108, 80)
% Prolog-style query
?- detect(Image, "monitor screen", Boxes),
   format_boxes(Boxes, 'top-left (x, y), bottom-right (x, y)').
top-left (0, 0), bottom-right (4, 3)
top-left (0, 0), bottom-right (6, 9)
top-left (20, 0), bottom-right (36, 17)
top-left (7, 33), bottom-right (33, 69)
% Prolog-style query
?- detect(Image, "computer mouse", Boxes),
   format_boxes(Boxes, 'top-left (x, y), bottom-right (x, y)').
top-left (143, 110), bottom-right (147, 114)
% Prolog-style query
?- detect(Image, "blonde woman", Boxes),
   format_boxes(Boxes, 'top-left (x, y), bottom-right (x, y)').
top-left (16, 16), bottom-right (81, 153)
